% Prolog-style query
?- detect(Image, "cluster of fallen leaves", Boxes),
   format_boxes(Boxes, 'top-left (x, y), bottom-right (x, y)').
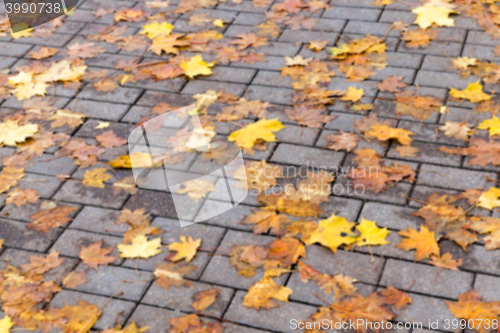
top-left (2, 0), bottom-right (500, 331)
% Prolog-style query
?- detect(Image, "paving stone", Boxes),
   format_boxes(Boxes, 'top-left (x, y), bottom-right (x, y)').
top-left (53, 180), bottom-right (129, 209)
top-left (0, 41), bottom-right (32, 56)
top-left (414, 70), bottom-right (479, 89)
top-left (246, 85), bottom-right (293, 104)
top-left (51, 228), bottom-right (123, 259)
top-left (417, 164), bottom-right (497, 191)
top-left (440, 241), bottom-right (500, 276)
top-left (209, 66), bottom-right (256, 84)
top-left (72, 100), bottom-right (130, 121)
top-left (257, 42), bottom-right (302, 56)
top-left (378, 10), bottom-right (414, 24)
top-left (387, 141), bottom-right (462, 167)
top-left (0, 218), bottom-right (62, 252)
top-left (462, 44), bottom-right (496, 59)
top-left (69, 206), bottom-right (126, 236)
top-left (142, 280), bottom-right (234, 317)
top-left (359, 202), bottom-right (420, 231)
top-left (439, 106), bottom-right (492, 126)
top-left (218, 0), bottom-right (272, 12)
top-left (0, 248), bottom-right (78, 284)
top-left (398, 41), bottom-right (463, 57)
top-left (474, 274), bottom-right (500, 302)
top-left (466, 30), bottom-right (500, 46)
top-left (252, 70), bottom-right (292, 88)
top-left (397, 120), bottom-right (467, 147)
top-left (287, 272), bottom-right (376, 306)
top-left (77, 85), bottom-right (143, 104)
top-left (75, 119), bottom-right (134, 140)
top-left (380, 259), bottom-right (473, 299)
top-left (323, 6), bottom-right (381, 21)
top-left (386, 51), bottom-right (423, 69)
top-left (271, 143), bottom-right (345, 169)
top-left (274, 125), bottom-right (319, 145)
top-left (2, 200), bottom-right (80, 223)
top-left (421, 55), bottom-right (455, 72)
top-left (319, 196), bottom-right (364, 221)
top-left (182, 80), bottom-right (247, 96)
top-left (25, 154), bottom-right (78, 176)
top-left (224, 291), bottom-right (317, 333)
top-left (127, 305), bottom-right (178, 332)
top-left (355, 231), bottom-right (416, 261)
top-left (231, 55), bottom-right (286, 71)
top-left (328, 78), bottom-right (378, 97)
top-left (371, 66), bottom-right (416, 84)
top-left (279, 30), bottom-right (338, 43)
top-left (344, 21), bottom-right (399, 37)
top-left (72, 262), bottom-right (153, 301)
top-left (124, 189), bottom-right (178, 218)
top-left (50, 290), bottom-right (136, 330)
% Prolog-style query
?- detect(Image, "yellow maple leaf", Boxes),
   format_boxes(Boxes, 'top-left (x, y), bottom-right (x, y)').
top-left (11, 28), bottom-right (33, 39)
top-left (341, 87), bottom-right (364, 102)
top-left (117, 234), bottom-right (163, 258)
top-left (9, 71), bottom-right (32, 85)
top-left (36, 60), bottom-right (87, 83)
top-left (371, 0), bottom-right (394, 5)
top-left (449, 81), bottom-right (491, 103)
top-left (365, 124), bottom-right (414, 146)
top-left (412, 2), bottom-right (456, 29)
top-left (451, 56), bottom-right (476, 70)
top-left (213, 19), bottom-right (225, 27)
top-left (478, 187), bottom-right (500, 210)
top-left (0, 120), bottom-right (38, 146)
top-left (12, 82), bottom-right (48, 100)
top-left (243, 277), bottom-right (293, 310)
top-left (181, 55), bottom-right (215, 79)
top-left (108, 153), bottom-right (161, 169)
top-left (168, 236), bottom-right (201, 263)
top-left (397, 226), bottom-right (440, 261)
top-left (140, 21), bottom-right (174, 39)
top-left (228, 118), bottom-right (285, 149)
top-left (304, 214), bottom-right (357, 252)
top-left (478, 116), bottom-right (500, 137)
top-left (356, 218), bottom-right (390, 246)
top-left (0, 315), bottom-right (13, 333)
top-left (176, 179), bottom-right (216, 202)
top-left (82, 168), bottom-right (112, 188)
top-left (95, 122), bottom-right (110, 129)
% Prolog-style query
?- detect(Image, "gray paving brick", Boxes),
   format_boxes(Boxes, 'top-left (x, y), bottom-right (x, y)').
top-left (252, 70), bottom-right (292, 88)
top-left (25, 154), bottom-right (78, 176)
top-left (218, 0), bottom-right (272, 12)
top-left (373, 99), bottom-right (440, 124)
top-left (77, 85), bottom-right (143, 104)
top-left (231, 55), bottom-right (286, 71)
top-left (323, 7), bottom-right (381, 21)
top-left (142, 280), bottom-right (234, 317)
top-left (69, 206), bottom-right (125, 236)
top-left (328, 78), bottom-right (378, 97)
top-left (380, 259), bottom-right (473, 299)
top-left (124, 189), bottom-right (177, 218)
top-left (51, 228), bottom-right (123, 259)
top-left (271, 143), bottom-right (345, 169)
top-left (72, 99), bottom-right (130, 121)
top-left (466, 30), bottom-right (500, 46)
top-left (50, 290), bottom-right (136, 330)
top-left (209, 66), bottom-right (256, 84)
top-left (72, 262), bottom-right (153, 301)
top-left (359, 202), bottom-right (420, 231)
top-left (462, 44), bottom-right (496, 60)
top-left (387, 141), bottom-right (462, 167)
top-left (53, 180), bottom-right (129, 209)
top-left (2, 200), bottom-right (79, 222)
top-left (421, 55), bottom-right (455, 72)
top-left (474, 274), bottom-right (500, 302)
top-left (0, 41), bottom-right (32, 56)
top-left (257, 42), bottom-right (301, 57)
top-left (279, 30), bottom-right (338, 43)
top-left (246, 85), bottom-right (293, 104)
top-left (224, 291), bottom-right (317, 333)
top-left (378, 10), bottom-right (414, 24)
top-left (440, 241), bottom-right (500, 276)
top-left (398, 41), bottom-right (463, 57)
top-left (0, 218), bottom-right (62, 251)
top-left (417, 164), bottom-right (497, 191)
top-left (397, 121), bottom-right (467, 146)
top-left (414, 70), bottom-right (479, 90)
top-left (386, 51), bottom-right (423, 69)
top-left (344, 21), bottom-right (399, 37)
top-left (182, 80), bottom-right (247, 96)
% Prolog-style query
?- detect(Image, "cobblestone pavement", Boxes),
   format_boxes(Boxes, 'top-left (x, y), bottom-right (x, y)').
top-left (1, 0), bottom-right (500, 332)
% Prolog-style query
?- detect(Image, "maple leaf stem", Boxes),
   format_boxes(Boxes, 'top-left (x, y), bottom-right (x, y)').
top-left (313, 292), bottom-right (331, 306)
top-left (100, 291), bottom-right (124, 311)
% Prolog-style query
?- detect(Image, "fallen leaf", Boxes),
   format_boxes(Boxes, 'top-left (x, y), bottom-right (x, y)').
top-left (478, 116), bottom-right (500, 137)
top-left (429, 252), bottom-right (462, 270)
top-left (28, 205), bottom-right (78, 232)
top-left (192, 289), bottom-right (220, 311)
top-left (181, 55), bottom-right (215, 78)
top-left (176, 179), bottom-right (215, 202)
top-left (412, 1), bottom-right (456, 29)
top-left (241, 210), bottom-right (289, 236)
top-left (167, 235), bottom-right (201, 263)
top-left (140, 21), bottom-right (174, 39)
top-left (381, 287), bottom-right (412, 310)
top-left (326, 132), bottom-right (358, 152)
top-left (304, 214), bottom-right (357, 252)
top-left (0, 120), bottom-right (38, 146)
top-left (154, 262), bottom-right (195, 290)
top-left (377, 76), bottom-right (407, 92)
top-left (118, 234), bottom-right (163, 259)
top-left (439, 122), bottom-right (471, 140)
top-left (82, 168), bottom-right (112, 188)
top-left (243, 277), bottom-right (293, 310)
top-left (478, 187), bottom-right (500, 210)
top-left (228, 118), bottom-right (285, 149)
top-left (449, 81), bottom-right (491, 103)
top-left (79, 240), bottom-right (117, 269)
top-left (341, 87), bottom-right (364, 102)
top-left (365, 124), bottom-right (414, 146)
top-left (29, 47), bottom-right (59, 60)
top-left (96, 130), bottom-right (127, 149)
top-left (6, 188), bottom-right (38, 207)
top-left (20, 250), bottom-right (65, 276)
top-left (0, 315), bottom-right (14, 333)
top-left (397, 226), bottom-right (440, 261)
top-left (62, 271), bottom-right (88, 288)
top-left (50, 110), bottom-right (86, 129)
top-left (355, 218), bottom-right (390, 246)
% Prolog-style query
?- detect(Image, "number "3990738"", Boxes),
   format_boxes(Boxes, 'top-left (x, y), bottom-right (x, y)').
top-left (443, 319), bottom-right (499, 330)
top-left (5, 2), bottom-right (62, 14)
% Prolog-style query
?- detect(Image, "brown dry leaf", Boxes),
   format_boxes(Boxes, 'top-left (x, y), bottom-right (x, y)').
top-left (79, 240), bottom-right (117, 269)
top-left (29, 47), bottom-right (59, 60)
top-left (445, 291), bottom-right (500, 333)
top-left (439, 122), bottom-right (471, 140)
top-left (243, 277), bottom-right (293, 310)
top-left (28, 205), bottom-right (78, 232)
top-left (230, 33), bottom-right (269, 50)
top-left (395, 145), bottom-right (421, 157)
top-left (168, 236), bottom-right (202, 263)
top-left (176, 179), bottom-right (215, 202)
top-left (241, 210), bottom-right (289, 236)
top-left (192, 288), bottom-right (220, 311)
top-left (429, 252), bottom-right (462, 270)
top-left (20, 250), bottom-right (65, 276)
top-left (82, 168), bottom-right (112, 188)
top-left (154, 262), bottom-right (195, 290)
top-left (469, 216), bottom-right (500, 250)
top-left (365, 124), bottom-right (414, 146)
top-left (149, 33), bottom-right (190, 55)
top-left (326, 132), bottom-right (358, 152)
top-left (189, 13), bottom-right (211, 26)
top-left (94, 79), bottom-right (119, 92)
top-left (0, 166), bottom-right (24, 193)
top-left (50, 110), bottom-right (87, 129)
top-left (96, 130), bottom-right (127, 149)
top-left (114, 8), bottom-right (146, 22)
top-left (377, 76), bottom-right (407, 93)
top-left (397, 226), bottom-right (440, 261)
top-left (340, 87), bottom-right (364, 102)
top-left (62, 270), bottom-right (88, 288)
top-left (118, 208), bottom-right (151, 228)
top-left (308, 40), bottom-right (328, 52)
top-left (401, 29), bottom-right (439, 48)
top-left (440, 138), bottom-right (500, 167)
top-left (67, 42), bottom-right (105, 59)
top-left (381, 287), bottom-right (412, 310)
top-left (6, 188), bottom-right (38, 207)
top-left (285, 105), bottom-right (335, 128)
